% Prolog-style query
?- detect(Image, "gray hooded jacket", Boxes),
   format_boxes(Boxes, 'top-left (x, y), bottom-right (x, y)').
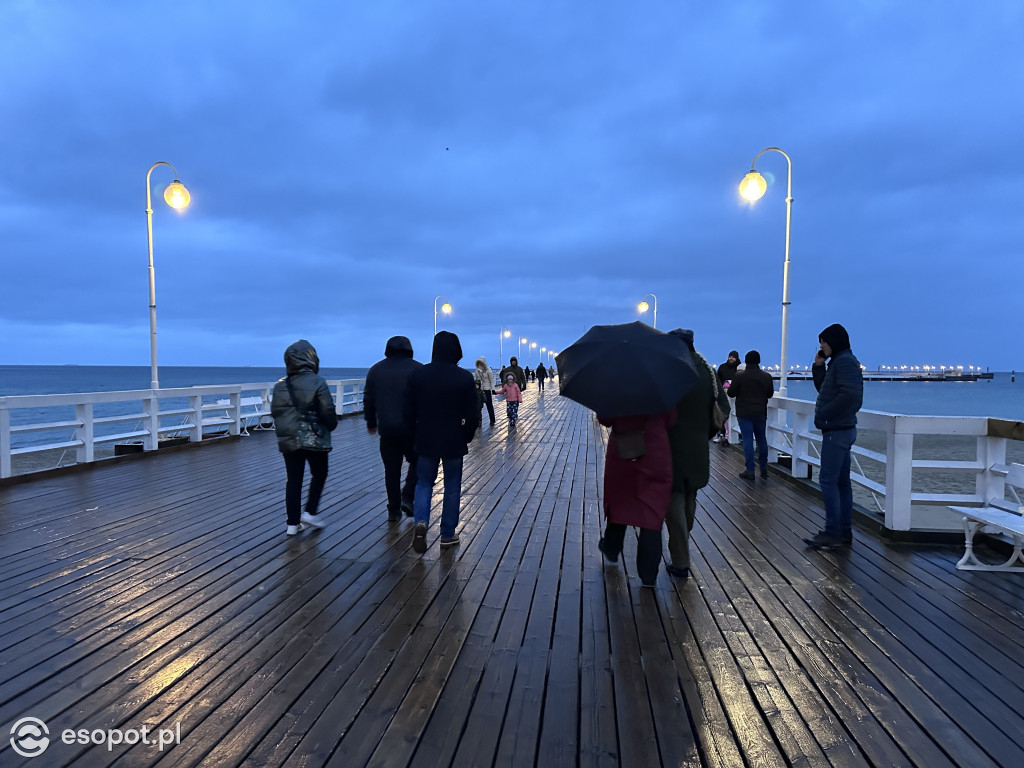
top-left (270, 340), bottom-right (339, 452)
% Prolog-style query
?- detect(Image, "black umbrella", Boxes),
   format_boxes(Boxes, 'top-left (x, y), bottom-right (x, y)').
top-left (555, 321), bottom-right (700, 418)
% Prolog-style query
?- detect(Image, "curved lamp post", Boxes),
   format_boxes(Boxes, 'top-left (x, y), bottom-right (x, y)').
top-left (519, 337), bottom-right (528, 360)
top-left (499, 327), bottom-right (512, 365)
top-left (638, 293), bottom-right (657, 329)
top-left (433, 295), bottom-right (452, 336)
top-left (740, 147), bottom-right (793, 396)
top-left (145, 161), bottom-right (190, 390)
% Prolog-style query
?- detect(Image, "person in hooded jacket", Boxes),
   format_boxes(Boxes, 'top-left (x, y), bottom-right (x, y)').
top-left (270, 340), bottom-right (339, 535)
top-left (536, 362), bottom-right (548, 391)
top-left (805, 323), bottom-right (864, 550)
top-left (714, 350), bottom-right (740, 443)
top-left (665, 329), bottom-right (730, 579)
top-left (365, 336), bottom-right (423, 521)
top-left (404, 331), bottom-right (480, 553)
top-left (727, 350), bottom-right (775, 480)
top-left (499, 357), bottom-right (526, 390)
top-left (474, 357), bottom-right (496, 426)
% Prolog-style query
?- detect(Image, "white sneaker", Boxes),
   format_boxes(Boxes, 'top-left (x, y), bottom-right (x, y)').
top-left (286, 523), bottom-right (307, 536)
top-left (300, 512), bottom-right (325, 528)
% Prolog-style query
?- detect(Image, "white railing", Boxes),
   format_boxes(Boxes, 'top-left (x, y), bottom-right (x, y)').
top-left (741, 395), bottom-right (1024, 532)
top-left (0, 379), bottom-right (364, 479)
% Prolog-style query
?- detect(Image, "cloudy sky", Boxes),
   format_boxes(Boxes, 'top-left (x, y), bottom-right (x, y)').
top-left (2, 1), bottom-right (1021, 371)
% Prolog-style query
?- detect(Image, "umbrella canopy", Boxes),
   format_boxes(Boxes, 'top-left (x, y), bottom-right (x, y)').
top-left (555, 321), bottom-right (699, 418)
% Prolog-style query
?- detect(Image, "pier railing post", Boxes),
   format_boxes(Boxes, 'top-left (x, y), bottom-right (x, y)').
top-left (190, 395), bottom-right (204, 443)
top-left (791, 409), bottom-right (812, 480)
top-left (76, 403), bottom-right (94, 465)
top-left (884, 416), bottom-right (913, 531)
top-left (0, 404), bottom-right (11, 479)
top-left (145, 393), bottom-right (160, 451)
top-left (977, 434), bottom-right (1007, 505)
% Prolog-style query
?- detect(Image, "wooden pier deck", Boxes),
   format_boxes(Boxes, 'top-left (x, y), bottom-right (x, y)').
top-left (1, 391), bottom-right (1022, 767)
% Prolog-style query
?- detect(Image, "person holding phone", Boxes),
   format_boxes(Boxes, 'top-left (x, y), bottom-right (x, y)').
top-left (804, 324), bottom-right (864, 550)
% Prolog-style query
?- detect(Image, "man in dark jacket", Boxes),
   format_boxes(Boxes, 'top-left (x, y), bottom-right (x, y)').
top-left (499, 357), bottom-right (526, 390)
top-left (727, 350), bottom-right (775, 480)
top-left (665, 329), bottom-right (731, 579)
top-left (805, 323), bottom-right (864, 550)
top-left (536, 362), bottom-right (548, 391)
top-left (270, 340), bottom-right (339, 535)
top-left (714, 350), bottom-right (740, 443)
top-left (404, 331), bottom-right (479, 553)
top-left (364, 336), bottom-right (422, 521)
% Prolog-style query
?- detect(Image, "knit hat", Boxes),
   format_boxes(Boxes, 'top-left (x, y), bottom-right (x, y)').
top-left (729, 350), bottom-right (739, 359)
top-left (818, 323), bottom-right (851, 355)
top-left (744, 350), bottom-right (761, 366)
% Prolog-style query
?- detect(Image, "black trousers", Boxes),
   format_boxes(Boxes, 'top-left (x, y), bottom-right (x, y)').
top-left (283, 450), bottom-right (329, 525)
top-left (602, 523), bottom-right (662, 585)
top-left (379, 434), bottom-right (417, 512)
top-left (480, 390), bottom-right (496, 424)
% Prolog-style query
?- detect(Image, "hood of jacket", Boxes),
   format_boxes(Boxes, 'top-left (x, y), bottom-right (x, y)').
top-left (819, 323), bottom-right (851, 357)
top-left (284, 339), bottom-right (320, 375)
top-left (384, 335), bottom-right (414, 359)
top-left (475, 356), bottom-right (489, 371)
top-left (431, 330), bottom-right (463, 364)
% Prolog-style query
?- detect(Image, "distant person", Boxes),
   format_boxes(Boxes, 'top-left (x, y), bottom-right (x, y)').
top-left (270, 340), bottom-right (339, 535)
top-left (474, 357), bottom-right (497, 426)
top-left (805, 323), bottom-right (864, 550)
top-left (665, 329), bottom-right (730, 579)
top-left (727, 350), bottom-right (775, 480)
top-left (524, 366), bottom-right (532, 386)
top-left (404, 331), bottom-right (479, 553)
top-left (364, 336), bottom-right (422, 521)
top-left (499, 356), bottom-right (526, 390)
top-left (597, 409), bottom-right (676, 588)
top-left (494, 373), bottom-right (524, 428)
top-left (715, 350), bottom-right (740, 444)
top-left (536, 362), bottom-right (548, 391)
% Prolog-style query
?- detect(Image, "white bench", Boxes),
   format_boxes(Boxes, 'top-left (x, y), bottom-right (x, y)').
top-left (950, 462), bottom-right (1024, 572)
top-left (211, 396), bottom-right (274, 436)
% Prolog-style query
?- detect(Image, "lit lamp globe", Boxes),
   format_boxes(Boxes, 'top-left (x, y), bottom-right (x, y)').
top-left (638, 301), bottom-right (650, 314)
top-left (164, 180), bottom-right (191, 210)
top-left (739, 171), bottom-right (767, 202)
top-left (441, 302), bottom-right (452, 315)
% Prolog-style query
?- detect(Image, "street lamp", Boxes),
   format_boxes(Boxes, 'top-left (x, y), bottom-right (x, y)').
top-left (499, 327), bottom-right (512, 365)
top-left (530, 341), bottom-right (537, 366)
top-left (519, 337), bottom-right (528, 360)
top-left (740, 147), bottom-right (793, 396)
top-left (145, 161), bottom-right (190, 390)
top-left (638, 293), bottom-right (657, 329)
top-left (433, 295), bottom-right (452, 336)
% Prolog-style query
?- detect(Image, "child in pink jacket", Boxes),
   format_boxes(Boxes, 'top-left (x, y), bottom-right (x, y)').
top-left (494, 373), bottom-right (523, 428)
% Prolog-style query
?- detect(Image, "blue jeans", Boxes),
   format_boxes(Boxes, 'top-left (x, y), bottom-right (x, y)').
top-left (819, 427), bottom-right (856, 538)
top-left (413, 455), bottom-right (464, 538)
top-left (737, 417), bottom-right (768, 473)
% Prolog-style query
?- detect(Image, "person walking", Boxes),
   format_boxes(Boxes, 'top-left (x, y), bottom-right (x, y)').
top-left (727, 350), bottom-right (775, 481)
top-left (805, 323), bottom-right (864, 550)
top-left (499, 356), bottom-right (526, 390)
top-left (270, 339), bottom-right (339, 536)
top-left (665, 329), bottom-right (730, 579)
top-left (536, 362), bottom-right (548, 391)
top-left (714, 350), bottom-right (740, 444)
top-left (474, 357), bottom-right (497, 426)
top-left (404, 331), bottom-right (479, 553)
top-left (597, 409), bottom-right (676, 587)
top-left (364, 336), bottom-right (422, 521)
top-left (494, 373), bottom-right (524, 428)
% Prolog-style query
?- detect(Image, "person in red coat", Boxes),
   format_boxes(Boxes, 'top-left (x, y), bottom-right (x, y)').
top-left (597, 409), bottom-right (676, 587)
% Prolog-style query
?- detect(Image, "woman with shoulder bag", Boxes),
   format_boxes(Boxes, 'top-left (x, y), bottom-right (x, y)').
top-left (270, 339), bottom-right (339, 535)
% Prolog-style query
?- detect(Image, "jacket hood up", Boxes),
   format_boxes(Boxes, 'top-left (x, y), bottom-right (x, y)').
top-left (744, 350), bottom-right (761, 366)
top-left (384, 335), bottom-right (414, 359)
top-left (431, 330), bottom-right (463, 364)
top-left (475, 357), bottom-right (489, 370)
top-left (819, 323), bottom-right (851, 356)
top-left (284, 339), bottom-right (320, 375)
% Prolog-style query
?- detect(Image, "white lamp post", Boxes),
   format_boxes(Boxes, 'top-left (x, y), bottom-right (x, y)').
top-left (638, 293), bottom-right (657, 329)
top-left (500, 327), bottom-right (511, 365)
top-left (740, 147), bottom-right (793, 396)
top-left (145, 161), bottom-right (190, 390)
top-left (434, 295), bottom-right (452, 336)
